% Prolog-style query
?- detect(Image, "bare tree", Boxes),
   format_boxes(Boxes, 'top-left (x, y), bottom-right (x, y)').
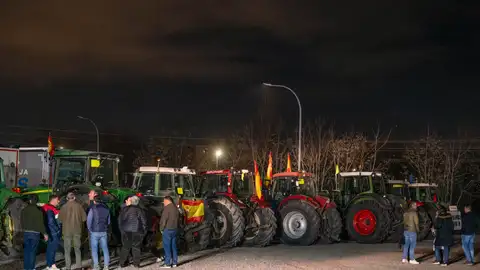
top-left (440, 139), bottom-right (471, 203)
top-left (330, 133), bottom-right (369, 172)
top-left (364, 124), bottom-right (392, 171)
top-left (133, 136), bottom-right (172, 168)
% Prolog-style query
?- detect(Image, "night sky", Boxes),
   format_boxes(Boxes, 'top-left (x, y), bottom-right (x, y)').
top-left (1, 1), bottom-right (478, 138)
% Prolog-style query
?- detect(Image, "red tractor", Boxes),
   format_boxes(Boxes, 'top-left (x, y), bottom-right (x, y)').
top-left (197, 169), bottom-right (277, 247)
top-left (268, 172), bottom-right (342, 245)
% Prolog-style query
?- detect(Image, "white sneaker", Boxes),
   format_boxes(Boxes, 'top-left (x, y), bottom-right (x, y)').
top-left (157, 257), bottom-right (165, 262)
top-left (402, 259), bottom-right (407, 263)
top-left (409, 260), bottom-right (420, 264)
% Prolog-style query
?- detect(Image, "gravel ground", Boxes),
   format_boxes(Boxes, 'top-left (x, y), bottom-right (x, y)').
top-left (1, 238), bottom-right (478, 270)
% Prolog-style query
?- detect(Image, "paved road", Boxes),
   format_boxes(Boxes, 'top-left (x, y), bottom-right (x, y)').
top-left (1, 239), bottom-right (478, 270)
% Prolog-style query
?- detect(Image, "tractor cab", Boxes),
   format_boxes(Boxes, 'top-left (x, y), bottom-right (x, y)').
top-left (270, 172), bottom-right (317, 202)
top-left (408, 183), bottom-right (438, 204)
top-left (386, 180), bottom-right (409, 200)
top-left (335, 171), bottom-right (385, 208)
top-left (197, 169), bottom-right (253, 202)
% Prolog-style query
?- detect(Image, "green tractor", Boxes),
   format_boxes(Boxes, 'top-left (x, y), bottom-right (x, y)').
top-left (0, 157), bottom-right (27, 259)
top-left (131, 166), bottom-right (211, 253)
top-left (334, 172), bottom-right (403, 243)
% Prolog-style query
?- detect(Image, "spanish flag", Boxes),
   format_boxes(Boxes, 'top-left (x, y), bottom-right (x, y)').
top-left (47, 133), bottom-right (55, 157)
top-left (181, 200), bottom-right (205, 224)
top-left (266, 152), bottom-right (273, 180)
top-left (254, 160), bottom-right (262, 200)
top-left (286, 153), bottom-right (292, 172)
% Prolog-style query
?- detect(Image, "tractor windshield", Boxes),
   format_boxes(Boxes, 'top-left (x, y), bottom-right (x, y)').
top-left (272, 176), bottom-right (316, 199)
top-left (200, 174), bottom-right (229, 194)
top-left (388, 183), bottom-right (407, 197)
top-left (89, 159), bottom-right (117, 187)
top-left (173, 173), bottom-right (195, 197)
top-left (133, 172), bottom-right (171, 196)
top-left (55, 158), bottom-right (86, 187)
top-left (410, 186), bottom-right (433, 202)
top-left (232, 173), bottom-right (251, 197)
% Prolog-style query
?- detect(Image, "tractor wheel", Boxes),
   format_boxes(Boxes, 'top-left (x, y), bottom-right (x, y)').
top-left (242, 207), bottom-right (277, 247)
top-left (279, 200), bottom-right (320, 246)
top-left (385, 206), bottom-right (404, 243)
top-left (417, 206), bottom-right (432, 241)
top-left (346, 200), bottom-right (390, 244)
top-left (319, 207), bottom-right (342, 243)
top-left (1, 198), bottom-right (27, 258)
top-left (185, 222), bottom-right (211, 253)
top-left (208, 197), bottom-right (245, 247)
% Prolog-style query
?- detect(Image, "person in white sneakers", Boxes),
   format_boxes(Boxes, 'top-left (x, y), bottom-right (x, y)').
top-left (402, 202), bottom-right (420, 264)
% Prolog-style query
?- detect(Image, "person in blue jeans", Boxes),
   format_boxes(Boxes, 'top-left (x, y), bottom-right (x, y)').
top-left (21, 195), bottom-right (48, 270)
top-left (42, 194), bottom-right (62, 270)
top-left (87, 195), bottom-right (111, 270)
top-left (402, 202), bottom-right (420, 264)
top-left (159, 195), bottom-right (179, 268)
top-left (461, 205), bottom-right (477, 266)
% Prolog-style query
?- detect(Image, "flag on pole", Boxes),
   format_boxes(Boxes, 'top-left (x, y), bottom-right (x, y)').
top-left (335, 164), bottom-right (340, 175)
top-left (266, 152), bottom-right (273, 180)
top-left (286, 153), bottom-right (292, 172)
top-left (254, 160), bottom-right (263, 200)
top-left (47, 133), bottom-right (55, 157)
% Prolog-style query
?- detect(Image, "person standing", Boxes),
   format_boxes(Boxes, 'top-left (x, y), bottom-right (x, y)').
top-left (402, 202), bottom-right (420, 264)
top-left (21, 195), bottom-right (48, 270)
top-left (461, 205), bottom-right (477, 266)
top-left (58, 192), bottom-right (87, 270)
top-left (159, 196), bottom-right (179, 268)
top-left (87, 195), bottom-right (111, 270)
top-left (118, 195), bottom-right (147, 268)
top-left (42, 195), bottom-right (62, 270)
top-left (433, 206), bottom-right (454, 266)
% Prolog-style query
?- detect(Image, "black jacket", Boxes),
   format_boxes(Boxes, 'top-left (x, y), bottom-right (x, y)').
top-left (119, 205), bottom-right (147, 234)
top-left (461, 212), bottom-right (477, 235)
top-left (434, 214), bottom-right (454, 247)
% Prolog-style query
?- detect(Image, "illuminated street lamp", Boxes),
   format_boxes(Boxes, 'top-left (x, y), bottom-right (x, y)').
top-left (262, 83), bottom-right (302, 171)
top-left (215, 149), bottom-right (223, 168)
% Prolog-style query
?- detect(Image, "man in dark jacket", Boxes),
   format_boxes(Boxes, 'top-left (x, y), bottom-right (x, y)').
top-left (58, 192), bottom-right (87, 270)
top-left (433, 207), bottom-right (454, 266)
top-left (42, 194), bottom-right (61, 270)
top-left (159, 196), bottom-right (179, 268)
top-left (21, 195), bottom-right (48, 270)
top-left (87, 195), bottom-right (111, 270)
top-left (118, 195), bottom-right (147, 268)
top-left (461, 205), bottom-right (477, 265)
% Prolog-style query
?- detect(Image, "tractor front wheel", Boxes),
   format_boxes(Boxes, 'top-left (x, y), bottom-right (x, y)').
top-left (279, 200), bottom-right (320, 246)
top-left (208, 197), bottom-right (245, 247)
top-left (242, 207), bottom-right (277, 247)
top-left (417, 206), bottom-right (432, 241)
top-left (346, 200), bottom-right (390, 243)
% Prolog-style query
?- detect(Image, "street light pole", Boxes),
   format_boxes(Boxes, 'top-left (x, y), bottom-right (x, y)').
top-left (77, 116), bottom-right (100, 152)
top-left (262, 83), bottom-right (302, 171)
top-left (215, 149), bottom-right (223, 169)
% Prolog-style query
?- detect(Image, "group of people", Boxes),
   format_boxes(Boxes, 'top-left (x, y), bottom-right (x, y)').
top-left (20, 190), bottom-right (180, 270)
top-left (402, 202), bottom-right (477, 266)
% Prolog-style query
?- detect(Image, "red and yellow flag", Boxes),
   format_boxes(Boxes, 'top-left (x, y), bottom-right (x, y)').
top-left (47, 133), bottom-right (55, 157)
top-left (266, 152), bottom-right (273, 180)
top-left (254, 160), bottom-right (262, 200)
top-left (286, 153), bottom-right (292, 172)
top-left (181, 200), bottom-right (205, 224)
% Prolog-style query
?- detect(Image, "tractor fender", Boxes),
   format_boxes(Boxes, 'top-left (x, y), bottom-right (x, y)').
top-left (277, 195), bottom-right (320, 212)
top-left (210, 192), bottom-right (246, 209)
top-left (345, 193), bottom-right (393, 213)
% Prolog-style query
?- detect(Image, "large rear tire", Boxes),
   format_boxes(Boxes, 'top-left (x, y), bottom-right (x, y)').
top-left (385, 206), bottom-right (404, 243)
top-left (208, 197), bottom-right (245, 247)
top-left (319, 207), bottom-right (342, 243)
top-left (279, 200), bottom-right (320, 246)
top-left (185, 222), bottom-right (211, 253)
top-left (346, 200), bottom-right (390, 244)
top-left (242, 207), bottom-right (276, 247)
top-left (417, 206), bottom-right (432, 241)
